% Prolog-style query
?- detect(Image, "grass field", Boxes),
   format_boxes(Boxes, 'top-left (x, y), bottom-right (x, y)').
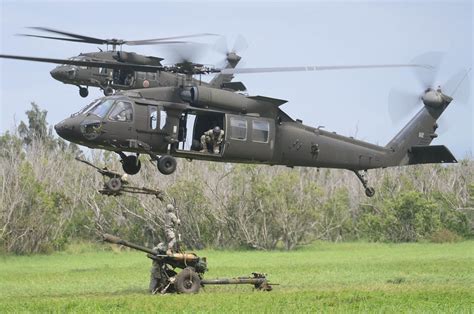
top-left (0, 241), bottom-right (473, 313)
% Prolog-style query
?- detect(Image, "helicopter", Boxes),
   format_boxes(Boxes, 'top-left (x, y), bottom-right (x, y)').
top-left (0, 48), bottom-right (462, 197)
top-left (15, 27), bottom-right (233, 97)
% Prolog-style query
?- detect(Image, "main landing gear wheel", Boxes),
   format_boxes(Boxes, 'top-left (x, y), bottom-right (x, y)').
top-left (174, 268), bottom-right (201, 294)
top-left (79, 87), bottom-right (89, 98)
top-left (122, 155), bottom-right (141, 175)
top-left (157, 155), bottom-right (177, 175)
top-left (104, 86), bottom-right (114, 96)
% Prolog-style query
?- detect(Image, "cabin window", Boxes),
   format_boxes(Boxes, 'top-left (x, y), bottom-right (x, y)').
top-left (149, 106), bottom-right (158, 130)
top-left (252, 120), bottom-right (270, 143)
top-left (229, 117), bottom-right (247, 141)
top-left (159, 110), bottom-right (167, 130)
top-left (108, 101), bottom-right (133, 122)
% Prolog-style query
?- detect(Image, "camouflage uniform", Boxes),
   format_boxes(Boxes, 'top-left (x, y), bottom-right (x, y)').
top-left (200, 127), bottom-right (225, 154)
top-left (150, 242), bottom-right (167, 293)
top-left (164, 204), bottom-right (180, 254)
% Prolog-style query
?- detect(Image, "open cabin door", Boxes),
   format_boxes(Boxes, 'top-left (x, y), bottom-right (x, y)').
top-left (222, 114), bottom-right (274, 162)
top-left (175, 109), bottom-right (225, 156)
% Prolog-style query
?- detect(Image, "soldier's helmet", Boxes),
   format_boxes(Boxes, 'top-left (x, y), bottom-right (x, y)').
top-left (212, 126), bottom-right (221, 135)
top-left (166, 204), bottom-right (174, 212)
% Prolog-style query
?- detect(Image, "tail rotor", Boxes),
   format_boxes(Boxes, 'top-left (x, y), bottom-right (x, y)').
top-left (388, 52), bottom-right (471, 127)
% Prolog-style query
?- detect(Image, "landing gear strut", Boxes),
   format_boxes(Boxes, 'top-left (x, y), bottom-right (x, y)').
top-left (117, 152), bottom-right (141, 175)
top-left (352, 170), bottom-right (375, 197)
top-left (79, 86), bottom-right (89, 98)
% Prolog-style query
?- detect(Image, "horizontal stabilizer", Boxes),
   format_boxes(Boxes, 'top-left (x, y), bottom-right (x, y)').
top-left (408, 145), bottom-right (457, 165)
top-left (221, 81), bottom-right (246, 91)
top-left (247, 95), bottom-right (288, 106)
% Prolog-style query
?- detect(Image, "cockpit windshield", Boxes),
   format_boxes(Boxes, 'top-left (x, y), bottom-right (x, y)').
top-left (88, 99), bottom-right (116, 118)
top-left (71, 99), bottom-right (101, 117)
top-left (63, 56), bottom-right (87, 68)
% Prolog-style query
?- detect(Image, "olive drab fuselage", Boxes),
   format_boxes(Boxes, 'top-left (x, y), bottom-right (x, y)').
top-left (50, 51), bottom-right (217, 93)
top-left (55, 84), bottom-right (456, 174)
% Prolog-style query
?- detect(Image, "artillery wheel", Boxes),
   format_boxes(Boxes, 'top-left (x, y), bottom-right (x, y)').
top-left (157, 155), bottom-right (177, 175)
top-left (122, 155), bottom-right (141, 175)
top-left (79, 87), bottom-right (89, 98)
top-left (104, 86), bottom-right (114, 96)
top-left (174, 268), bottom-right (201, 294)
top-left (365, 187), bottom-right (375, 197)
top-left (106, 177), bottom-right (122, 192)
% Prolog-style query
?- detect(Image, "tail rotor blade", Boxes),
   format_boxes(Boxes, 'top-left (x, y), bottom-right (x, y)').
top-left (232, 34), bottom-right (248, 54)
top-left (411, 51), bottom-right (444, 89)
top-left (158, 42), bottom-right (211, 64)
top-left (442, 68), bottom-right (471, 104)
top-left (388, 88), bottom-right (421, 123)
top-left (213, 36), bottom-right (229, 56)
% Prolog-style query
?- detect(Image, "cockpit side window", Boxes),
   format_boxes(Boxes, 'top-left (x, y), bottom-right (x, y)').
top-left (109, 101), bottom-right (133, 122)
top-left (89, 99), bottom-right (115, 118)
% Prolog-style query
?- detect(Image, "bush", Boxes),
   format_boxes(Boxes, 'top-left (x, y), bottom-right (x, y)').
top-left (429, 229), bottom-right (462, 243)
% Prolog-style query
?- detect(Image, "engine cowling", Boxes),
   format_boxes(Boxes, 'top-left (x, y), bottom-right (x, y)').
top-left (180, 86), bottom-right (266, 114)
top-left (115, 52), bottom-right (162, 66)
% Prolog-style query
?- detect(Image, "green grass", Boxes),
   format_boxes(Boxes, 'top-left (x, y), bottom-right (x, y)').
top-left (0, 241), bottom-right (473, 313)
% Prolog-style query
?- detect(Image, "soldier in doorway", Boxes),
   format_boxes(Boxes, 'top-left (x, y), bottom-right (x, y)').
top-left (164, 203), bottom-right (180, 255)
top-left (200, 126), bottom-right (225, 154)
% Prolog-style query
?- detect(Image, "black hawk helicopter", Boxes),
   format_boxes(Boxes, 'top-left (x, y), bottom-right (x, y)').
top-left (15, 27), bottom-right (230, 97)
top-left (0, 46), bottom-right (463, 197)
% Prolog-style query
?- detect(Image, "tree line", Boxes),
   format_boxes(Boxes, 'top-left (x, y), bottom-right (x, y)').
top-left (0, 103), bottom-right (473, 254)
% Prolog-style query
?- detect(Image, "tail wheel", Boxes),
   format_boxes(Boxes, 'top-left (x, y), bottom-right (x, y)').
top-left (79, 87), bottom-right (89, 98)
top-left (365, 187), bottom-right (375, 197)
top-left (174, 268), bottom-right (201, 294)
top-left (157, 155), bottom-right (177, 175)
top-left (104, 86), bottom-right (114, 96)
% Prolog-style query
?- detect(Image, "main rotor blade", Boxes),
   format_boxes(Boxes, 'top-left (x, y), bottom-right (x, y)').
top-left (0, 54), bottom-right (163, 72)
top-left (28, 26), bottom-right (106, 44)
top-left (26, 27), bottom-right (216, 46)
top-left (125, 33), bottom-right (218, 45)
top-left (219, 64), bottom-right (431, 75)
top-left (125, 40), bottom-right (190, 46)
top-left (17, 34), bottom-right (92, 43)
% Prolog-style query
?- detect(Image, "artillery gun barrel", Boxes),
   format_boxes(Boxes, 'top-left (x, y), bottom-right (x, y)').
top-left (201, 278), bottom-right (266, 285)
top-left (102, 234), bottom-right (157, 255)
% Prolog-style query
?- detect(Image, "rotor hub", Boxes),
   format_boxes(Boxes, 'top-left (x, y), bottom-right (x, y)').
top-left (422, 89), bottom-right (452, 108)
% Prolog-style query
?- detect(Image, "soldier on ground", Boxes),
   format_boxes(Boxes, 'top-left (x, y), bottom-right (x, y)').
top-left (164, 203), bottom-right (180, 255)
top-left (200, 126), bottom-right (224, 154)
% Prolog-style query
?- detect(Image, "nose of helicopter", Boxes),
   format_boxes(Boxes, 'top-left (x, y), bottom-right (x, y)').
top-left (54, 119), bottom-right (76, 141)
top-left (50, 66), bottom-right (75, 81)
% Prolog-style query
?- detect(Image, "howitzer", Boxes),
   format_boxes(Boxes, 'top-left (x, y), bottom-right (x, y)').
top-left (103, 233), bottom-right (205, 272)
top-left (101, 234), bottom-right (274, 294)
top-left (76, 157), bottom-right (163, 198)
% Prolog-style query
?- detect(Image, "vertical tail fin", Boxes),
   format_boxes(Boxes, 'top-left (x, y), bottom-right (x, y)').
top-left (209, 52), bottom-right (241, 89)
top-left (385, 90), bottom-right (453, 166)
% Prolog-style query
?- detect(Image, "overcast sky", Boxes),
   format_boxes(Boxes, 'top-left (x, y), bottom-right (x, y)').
top-left (1, 0), bottom-right (472, 158)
